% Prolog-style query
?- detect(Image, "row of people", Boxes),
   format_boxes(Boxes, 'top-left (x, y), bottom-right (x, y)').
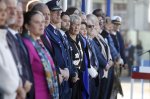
top-left (0, 0), bottom-right (127, 99)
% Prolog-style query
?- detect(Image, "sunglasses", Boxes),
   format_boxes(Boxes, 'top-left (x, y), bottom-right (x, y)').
top-left (87, 25), bottom-right (94, 28)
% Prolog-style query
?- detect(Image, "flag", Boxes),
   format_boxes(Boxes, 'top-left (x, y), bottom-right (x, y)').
top-left (132, 66), bottom-right (150, 79)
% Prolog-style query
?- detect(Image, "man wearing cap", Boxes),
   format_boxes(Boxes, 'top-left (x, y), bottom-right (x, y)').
top-left (111, 16), bottom-right (127, 68)
top-left (42, 0), bottom-right (75, 99)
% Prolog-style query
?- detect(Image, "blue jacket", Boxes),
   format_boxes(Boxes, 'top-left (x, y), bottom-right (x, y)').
top-left (60, 31), bottom-right (77, 77)
top-left (110, 31), bottom-right (126, 64)
top-left (86, 38), bottom-right (99, 69)
top-left (117, 31), bottom-right (126, 64)
top-left (44, 24), bottom-right (68, 69)
top-left (93, 37), bottom-right (108, 78)
top-left (101, 30), bottom-right (120, 61)
top-left (43, 24), bottom-right (77, 99)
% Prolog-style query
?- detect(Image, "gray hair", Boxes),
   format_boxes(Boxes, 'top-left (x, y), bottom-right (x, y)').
top-left (69, 14), bottom-right (81, 24)
top-left (86, 14), bottom-right (99, 24)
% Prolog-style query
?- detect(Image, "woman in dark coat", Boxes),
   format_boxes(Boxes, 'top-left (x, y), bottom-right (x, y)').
top-left (66, 14), bottom-right (90, 99)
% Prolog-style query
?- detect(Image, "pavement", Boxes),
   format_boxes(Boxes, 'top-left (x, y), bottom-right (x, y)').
top-left (117, 75), bottom-right (150, 99)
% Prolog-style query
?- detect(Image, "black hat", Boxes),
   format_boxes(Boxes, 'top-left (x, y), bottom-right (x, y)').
top-left (46, 0), bottom-right (62, 11)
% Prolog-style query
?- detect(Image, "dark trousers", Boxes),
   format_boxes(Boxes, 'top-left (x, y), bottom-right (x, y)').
top-left (60, 81), bottom-right (72, 99)
top-left (71, 70), bottom-right (83, 99)
top-left (71, 80), bottom-right (83, 99)
top-left (99, 66), bottom-right (114, 99)
top-left (89, 77), bottom-right (100, 99)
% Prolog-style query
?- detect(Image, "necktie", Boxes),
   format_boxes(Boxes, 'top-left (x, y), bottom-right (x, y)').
top-left (15, 33), bottom-right (28, 55)
top-left (6, 32), bottom-right (23, 76)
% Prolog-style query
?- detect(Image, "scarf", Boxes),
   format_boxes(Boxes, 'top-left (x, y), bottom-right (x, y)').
top-left (24, 34), bottom-right (59, 99)
top-left (96, 34), bottom-right (112, 61)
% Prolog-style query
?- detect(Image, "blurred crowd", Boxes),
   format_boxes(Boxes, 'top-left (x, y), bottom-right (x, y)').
top-left (0, 0), bottom-right (131, 99)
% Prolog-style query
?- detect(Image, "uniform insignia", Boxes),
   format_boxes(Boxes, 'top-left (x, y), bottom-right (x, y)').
top-left (75, 53), bottom-right (79, 58)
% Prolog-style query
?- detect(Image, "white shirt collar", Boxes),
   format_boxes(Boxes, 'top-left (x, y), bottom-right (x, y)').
top-left (50, 23), bottom-right (57, 30)
top-left (50, 23), bottom-right (58, 35)
top-left (100, 30), bottom-right (103, 34)
top-left (59, 29), bottom-right (65, 36)
top-left (112, 31), bottom-right (117, 35)
top-left (8, 28), bottom-right (18, 36)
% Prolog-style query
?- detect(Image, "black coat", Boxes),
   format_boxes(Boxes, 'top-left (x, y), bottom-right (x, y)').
top-left (111, 31), bottom-right (126, 64)
top-left (66, 33), bottom-right (90, 99)
top-left (43, 24), bottom-right (78, 99)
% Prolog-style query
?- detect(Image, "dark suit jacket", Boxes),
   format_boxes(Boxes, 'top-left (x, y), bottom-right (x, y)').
top-left (6, 30), bottom-right (35, 99)
top-left (66, 33), bottom-right (90, 99)
top-left (111, 31), bottom-right (126, 64)
top-left (117, 31), bottom-right (126, 64)
top-left (101, 30), bottom-right (120, 61)
top-left (44, 24), bottom-right (68, 69)
top-left (93, 37), bottom-right (108, 78)
top-left (43, 24), bottom-right (77, 99)
top-left (87, 38), bottom-right (99, 68)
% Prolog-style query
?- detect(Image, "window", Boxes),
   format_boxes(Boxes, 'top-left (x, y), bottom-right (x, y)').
top-left (114, 3), bottom-right (127, 11)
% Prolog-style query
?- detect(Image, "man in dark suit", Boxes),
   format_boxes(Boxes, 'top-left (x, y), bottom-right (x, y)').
top-left (5, 0), bottom-right (32, 98)
top-left (60, 12), bottom-right (78, 85)
top-left (111, 16), bottom-right (128, 68)
top-left (42, 1), bottom-right (77, 99)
